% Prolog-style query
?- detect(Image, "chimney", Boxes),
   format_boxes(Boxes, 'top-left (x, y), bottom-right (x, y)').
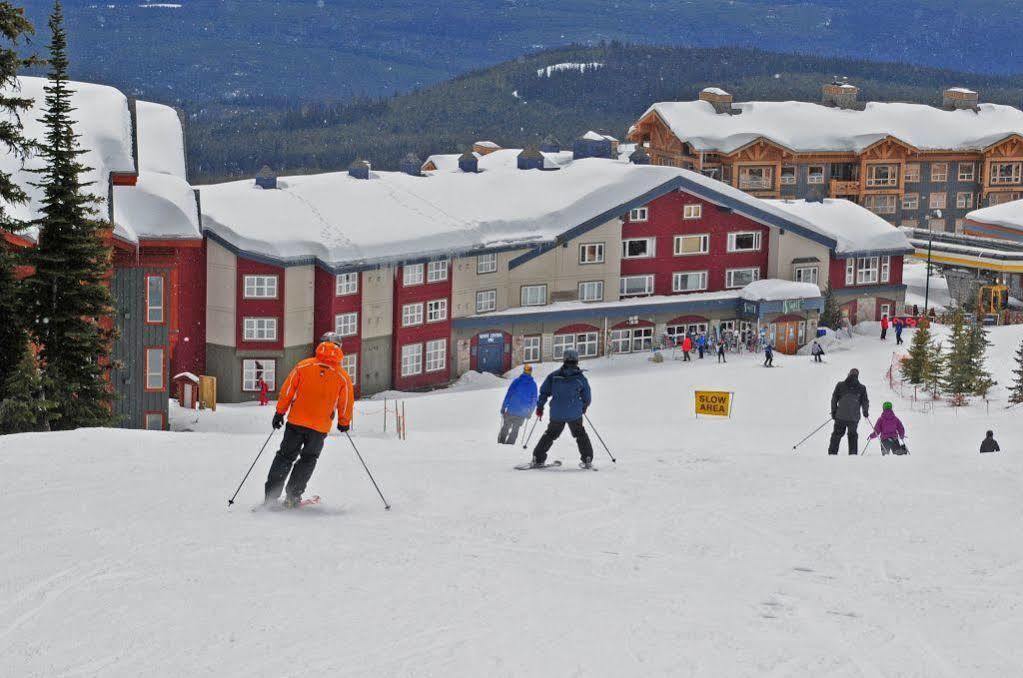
top-left (539, 134), bottom-right (561, 153)
top-left (254, 165), bottom-right (277, 189)
top-left (699, 87), bottom-right (735, 114)
top-left (458, 150), bottom-right (479, 173)
top-left (573, 131), bottom-right (614, 160)
top-left (348, 159), bottom-right (370, 180)
top-left (400, 153), bottom-right (423, 177)
top-left (629, 145), bottom-right (651, 165)
top-left (943, 87), bottom-right (980, 111)
top-left (821, 78), bottom-right (860, 110)
top-left (517, 146), bottom-right (545, 170)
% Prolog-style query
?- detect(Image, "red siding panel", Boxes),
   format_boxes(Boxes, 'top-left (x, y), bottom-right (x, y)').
top-left (314, 266), bottom-right (363, 397)
top-left (236, 259), bottom-right (285, 351)
top-left (393, 263), bottom-right (453, 391)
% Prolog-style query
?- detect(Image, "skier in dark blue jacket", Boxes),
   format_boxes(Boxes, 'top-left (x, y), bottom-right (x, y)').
top-left (531, 349), bottom-right (595, 467)
top-left (499, 364), bottom-right (538, 444)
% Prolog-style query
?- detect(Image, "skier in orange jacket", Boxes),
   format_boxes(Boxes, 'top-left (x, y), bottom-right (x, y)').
top-left (264, 333), bottom-right (354, 507)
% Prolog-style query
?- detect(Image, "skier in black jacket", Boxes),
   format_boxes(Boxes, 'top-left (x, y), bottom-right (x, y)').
top-left (828, 368), bottom-right (869, 455)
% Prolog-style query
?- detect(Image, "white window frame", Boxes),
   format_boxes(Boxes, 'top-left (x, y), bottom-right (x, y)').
top-left (958, 162), bottom-right (976, 182)
top-left (727, 231), bottom-right (762, 253)
top-left (793, 265), bottom-right (819, 285)
top-left (427, 260), bottom-right (449, 283)
top-left (725, 267), bottom-right (760, 289)
top-left (671, 270), bottom-right (708, 293)
top-left (845, 259), bottom-right (856, 285)
top-left (991, 162), bottom-right (1023, 185)
top-left (578, 281), bottom-right (604, 302)
top-left (619, 274), bottom-right (654, 298)
top-left (341, 353), bottom-right (358, 385)
top-left (865, 194), bottom-right (897, 215)
top-left (335, 272), bottom-right (359, 296)
top-left (930, 162), bottom-right (949, 183)
top-left (476, 253), bottom-right (497, 274)
top-left (335, 312), bottom-right (359, 337)
top-left (403, 263), bottom-right (424, 286)
top-left (476, 289), bottom-right (497, 313)
top-left (622, 237), bottom-right (655, 259)
top-left (523, 335), bottom-right (541, 363)
top-left (683, 203), bottom-right (702, 220)
top-left (401, 302), bottom-right (424, 327)
top-left (243, 317), bottom-right (278, 342)
top-left (242, 359), bottom-right (276, 391)
top-left (425, 339), bottom-right (447, 373)
top-left (807, 165), bottom-right (826, 185)
top-left (553, 332), bottom-right (599, 360)
top-left (881, 255), bottom-right (891, 284)
top-left (956, 192), bottom-right (974, 209)
top-left (780, 165), bottom-right (796, 185)
top-left (243, 274), bottom-right (278, 299)
top-left (929, 192), bottom-right (947, 210)
top-left (904, 163), bottom-right (921, 183)
top-left (738, 166), bottom-right (773, 190)
top-left (144, 413), bottom-right (164, 431)
top-left (629, 207), bottom-right (649, 222)
top-left (145, 347), bottom-right (165, 391)
top-left (400, 343), bottom-right (423, 377)
top-left (578, 243), bottom-right (605, 265)
top-left (426, 298), bottom-right (448, 323)
top-left (674, 234), bottom-right (709, 256)
top-left (902, 193), bottom-right (919, 210)
top-left (865, 164), bottom-right (899, 188)
top-left (520, 285), bottom-right (547, 307)
top-left (856, 257), bottom-right (880, 285)
top-left (146, 275), bottom-right (164, 324)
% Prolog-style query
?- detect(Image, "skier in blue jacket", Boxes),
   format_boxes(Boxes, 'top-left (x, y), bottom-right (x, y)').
top-left (531, 349), bottom-right (594, 467)
top-left (499, 364), bottom-right (538, 444)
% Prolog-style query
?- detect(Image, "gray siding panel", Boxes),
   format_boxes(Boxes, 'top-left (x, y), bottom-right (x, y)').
top-left (112, 267), bottom-right (169, 429)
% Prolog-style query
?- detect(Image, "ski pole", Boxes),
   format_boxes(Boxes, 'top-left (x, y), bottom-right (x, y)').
top-left (345, 432), bottom-right (391, 510)
top-left (227, 429), bottom-right (276, 507)
top-left (792, 417), bottom-right (832, 451)
top-left (522, 416), bottom-right (540, 450)
top-left (860, 416), bottom-right (876, 456)
top-left (584, 413), bottom-right (617, 463)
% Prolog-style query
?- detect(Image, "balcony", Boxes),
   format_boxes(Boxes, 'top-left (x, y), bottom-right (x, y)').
top-left (829, 179), bottom-right (860, 196)
top-left (738, 178), bottom-right (773, 191)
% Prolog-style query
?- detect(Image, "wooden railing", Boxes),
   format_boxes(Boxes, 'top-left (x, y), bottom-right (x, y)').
top-left (829, 179), bottom-right (860, 195)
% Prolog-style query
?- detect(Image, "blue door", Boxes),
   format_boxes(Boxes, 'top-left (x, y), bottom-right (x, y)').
top-left (477, 332), bottom-right (505, 374)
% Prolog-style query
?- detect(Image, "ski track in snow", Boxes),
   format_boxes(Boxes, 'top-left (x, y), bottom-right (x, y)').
top-left (4, 325), bottom-right (1023, 676)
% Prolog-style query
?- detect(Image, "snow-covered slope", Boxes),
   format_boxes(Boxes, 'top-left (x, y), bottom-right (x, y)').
top-left (4, 325), bottom-right (1023, 676)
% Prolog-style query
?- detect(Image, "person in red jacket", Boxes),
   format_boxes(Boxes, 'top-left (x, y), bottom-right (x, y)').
top-left (681, 335), bottom-right (693, 362)
top-left (880, 314), bottom-right (889, 341)
top-left (257, 377), bottom-right (270, 406)
top-left (264, 335), bottom-right (354, 508)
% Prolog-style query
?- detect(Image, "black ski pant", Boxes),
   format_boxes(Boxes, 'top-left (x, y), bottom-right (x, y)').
top-left (265, 423), bottom-right (327, 501)
top-left (698, 347), bottom-right (705, 359)
top-left (896, 332), bottom-right (903, 345)
top-left (813, 354), bottom-right (823, 363)
top-left (683, 351), bottom-right (691, 361)
top-left (764, 355), bottom-right (773, 367)
top-left (533, 418), bottom-right (593, 463)
top-left (498, 413), bottom-right (526, 445)
top-left (828, 420), bottom-right (859, 455)
top-left (881, 327), bottom-right (888, 340)
top-left (717, 351), bottom-right (726, 363)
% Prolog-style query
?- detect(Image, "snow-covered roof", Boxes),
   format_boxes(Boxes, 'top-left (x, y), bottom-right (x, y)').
top-left (638, 99), bottom-right (1023, 153)
top-left (701, 87), bottom-right (731, 96)
top-left (739, 279), bottom-right (822, 302)
top-left (423, 148), bottom-right (575, 173)
top-left (763, 199), bottom-right (912, 255)
top-left (966, 199), bottom-right (1023, 233)
top-left (423, 152), bottom-right (478, 172)
top-left (474, 140), bottom-right (500, 149)
top-left (173, 372), bottom-right (200, 383)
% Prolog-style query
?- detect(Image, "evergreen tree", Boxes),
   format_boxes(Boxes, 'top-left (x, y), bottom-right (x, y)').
top-left (0, 2), bottom-right (37, 410)
top-left (1009, 339), bottom-right (1023, 405)
top-left (25, 1), bottom-right (115, 430)
top-left (0, 348), bottom-right (58, 433)
top-left (940, 310), bottom-right (974, 404)
top-left (818, 283), bottom-right (842, 330)
top-left (922, 339), bottom-right (944, 400)
top-left (967, 319), bottom-right (996, 397)
top-left (902, 319), bottom-right (931, 384)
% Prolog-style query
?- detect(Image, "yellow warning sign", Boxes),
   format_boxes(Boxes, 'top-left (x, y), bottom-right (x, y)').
top-left (694, 390), bottom-right (733, 418)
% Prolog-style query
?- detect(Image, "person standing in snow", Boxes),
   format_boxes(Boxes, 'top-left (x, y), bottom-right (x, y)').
top-left (880, 314), bottom-right (889, 341)
top-left (763, 342), bottom-right (774, 367)
top-left (681, 335), bottom-right (693, 362)
top-left (869, 402), bottom-right (907, 455)
top-left (531, 349), bottom-right (594, 467)
top-left (717, 340), bottom-right (727, 363)
top-left (498, 364), bottom-right (538, 445)
top-left (811, 340), bottom-right (824, 363)
top-left (980, 430), bottom-right (1000, 453)
top-left (894, 317), bottom-right (904, 345)
top-left (828, 368), bottom-right (869, 455)
top-left (697, 333), bottom-right (706, 359)
top-left (257, 377), bottom-right (270, 406)
top-left (264, 334), bottom-right (354, 508)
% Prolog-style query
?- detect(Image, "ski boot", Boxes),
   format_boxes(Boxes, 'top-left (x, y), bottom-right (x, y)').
top-left (282, 496), bottom-right (303, 510)
top-left (580, 456), bottom-right (593, 470)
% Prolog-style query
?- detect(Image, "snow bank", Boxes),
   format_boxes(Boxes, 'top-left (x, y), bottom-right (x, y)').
top-left (739, 279), bottom-right (821, 301)
top-left (764, 199), bottom-right (911, 255)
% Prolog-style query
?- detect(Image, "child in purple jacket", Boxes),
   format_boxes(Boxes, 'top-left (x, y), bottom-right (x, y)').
top-left (869, 401), bottom-right (907, 455)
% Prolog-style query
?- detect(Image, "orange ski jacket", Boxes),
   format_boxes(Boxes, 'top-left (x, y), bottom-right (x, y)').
top-left (275, 343), bottom-right (354, 434)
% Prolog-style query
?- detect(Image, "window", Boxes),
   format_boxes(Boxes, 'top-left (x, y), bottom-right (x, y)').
top-left (243, 317), bottom-right (277, 342)
top-left (683, 204), bottom-right (702, 220)
top-left (929, 192), bottom-right (947, 210)
top-left (902, 193), bottom-right (919, 211)
top-left (881, 255), bottom-right (891, 283)
top-left (991, 162), bottom-right (1022, 185)
top-left (342, 353), bottom-right (358, 384)
top-left (476, 289), bottom-right (497, 313)
top-left (425, 339), bottom-right (447, 373)
top-left (553, 332), bottom-right (599, 360)
top-left (146, 275), bottom-right (164, 324)
top-left (520, 285), bottom-right (547, 307)
top-left (400, 343), bottom-right (423, 377)
top-left (578, 281), bottom-right (604, 302)
top-left (956, 192), bottom-right (974, 209)
top-left (667, 323), bottom-right (708, 342)
top-left (610, 327), bottom-right (654, 354)
top-left (794, 265), bottom-right (818, 284)
top-left (672, 271), bottom-right (708, 292)
top-left (401, 302), bottom-right (424, 327)
top-left (727, 231), bottom-right (762, 252)
top-left (930, 162), bottom-right (949, 183)
top-left (845, 259), bottom-right (855, 285)
top-left (243, 359), bottom-right (276, 391)
top-left (426, 299), bottom-right (448, 322)
top-left (958, 163), bottom-right (976, 182)
top-left (145, 347), bottom-right (165, 391)
top-left (807, 165), bottom-right (825, 185)
top-left (620, 274), bottom-right (654, 297)
top-left (335, 272), bottom-right (358, 296)
top-left (780, 165), bottom-right (796, 185)
top-left (523, 335), bottom-right (541, 363)
top-left (904, 164), bottom-right (921, 183)
top-left (629, 207), bottom-right (649, 222)
top-left (335, 312), bottom-right (358, 337)
top-left (243, 274), bottom-right (278, 299)
top-left (738, 166), bottom-right (773, 190)
top-left (579, 243), bottom-right (605, 264)
top-left (866, 164), bottom-right (899, 187)
top-left (144, 413), bottom-right (164, 431)
top-left (622, 238), bottom-right (654, 259)
top-left (856, 257), bottom-right (880, 285)
top-left (403, 264), bottom-right (424, 286)
top-left (725, 267), bottom-right (760, 289)
top-left (674, 234), bottom-right (709, 256)
top-left (864, 194), bottom-right (897, 215)
top-left (427, 260), bottom-right (449, 283)
top-left (476, 253), bottom-right (497, 274)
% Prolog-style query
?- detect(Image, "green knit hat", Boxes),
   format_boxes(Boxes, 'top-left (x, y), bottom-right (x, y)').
top-left (883, 401), bottom-right (893, 410)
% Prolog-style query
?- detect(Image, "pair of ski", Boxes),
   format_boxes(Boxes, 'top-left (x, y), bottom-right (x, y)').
top-left (252, 495), bottom-right (321, 512)
top-left (514, 460), bottom-right (598, 472)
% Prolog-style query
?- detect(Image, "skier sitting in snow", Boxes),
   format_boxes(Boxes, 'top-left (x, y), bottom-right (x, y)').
top-left (980, 430), bottom-right (1000, 454)
top-left (531, 348), bottom-right (594, 468)
top-left (811, 340), bottom-right (824, 363)
top-left (829, 368), bottom-right (869, 455)
top-left (499, 364), bottom-right (538, 445)
top-left (264, 333), bottom-right (354, 508)
top-left (868, 402), bottom-right (907, 455)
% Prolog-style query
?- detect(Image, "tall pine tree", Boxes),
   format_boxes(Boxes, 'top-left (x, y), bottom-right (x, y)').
top-left (940, 310), bottom-right (974, 405)
top-left (967, 319), bottom-right (995, 397)
top-left (1009, 339), bottom-right (1023, 405)
top-left (818, 283), bottom-right (842, 330)
top-left (902, 319), bottom-right (931, 384)
top-left (25, 1), bottom-right (115, 430)
top-left (922, 339), bottom-right (945, 400)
